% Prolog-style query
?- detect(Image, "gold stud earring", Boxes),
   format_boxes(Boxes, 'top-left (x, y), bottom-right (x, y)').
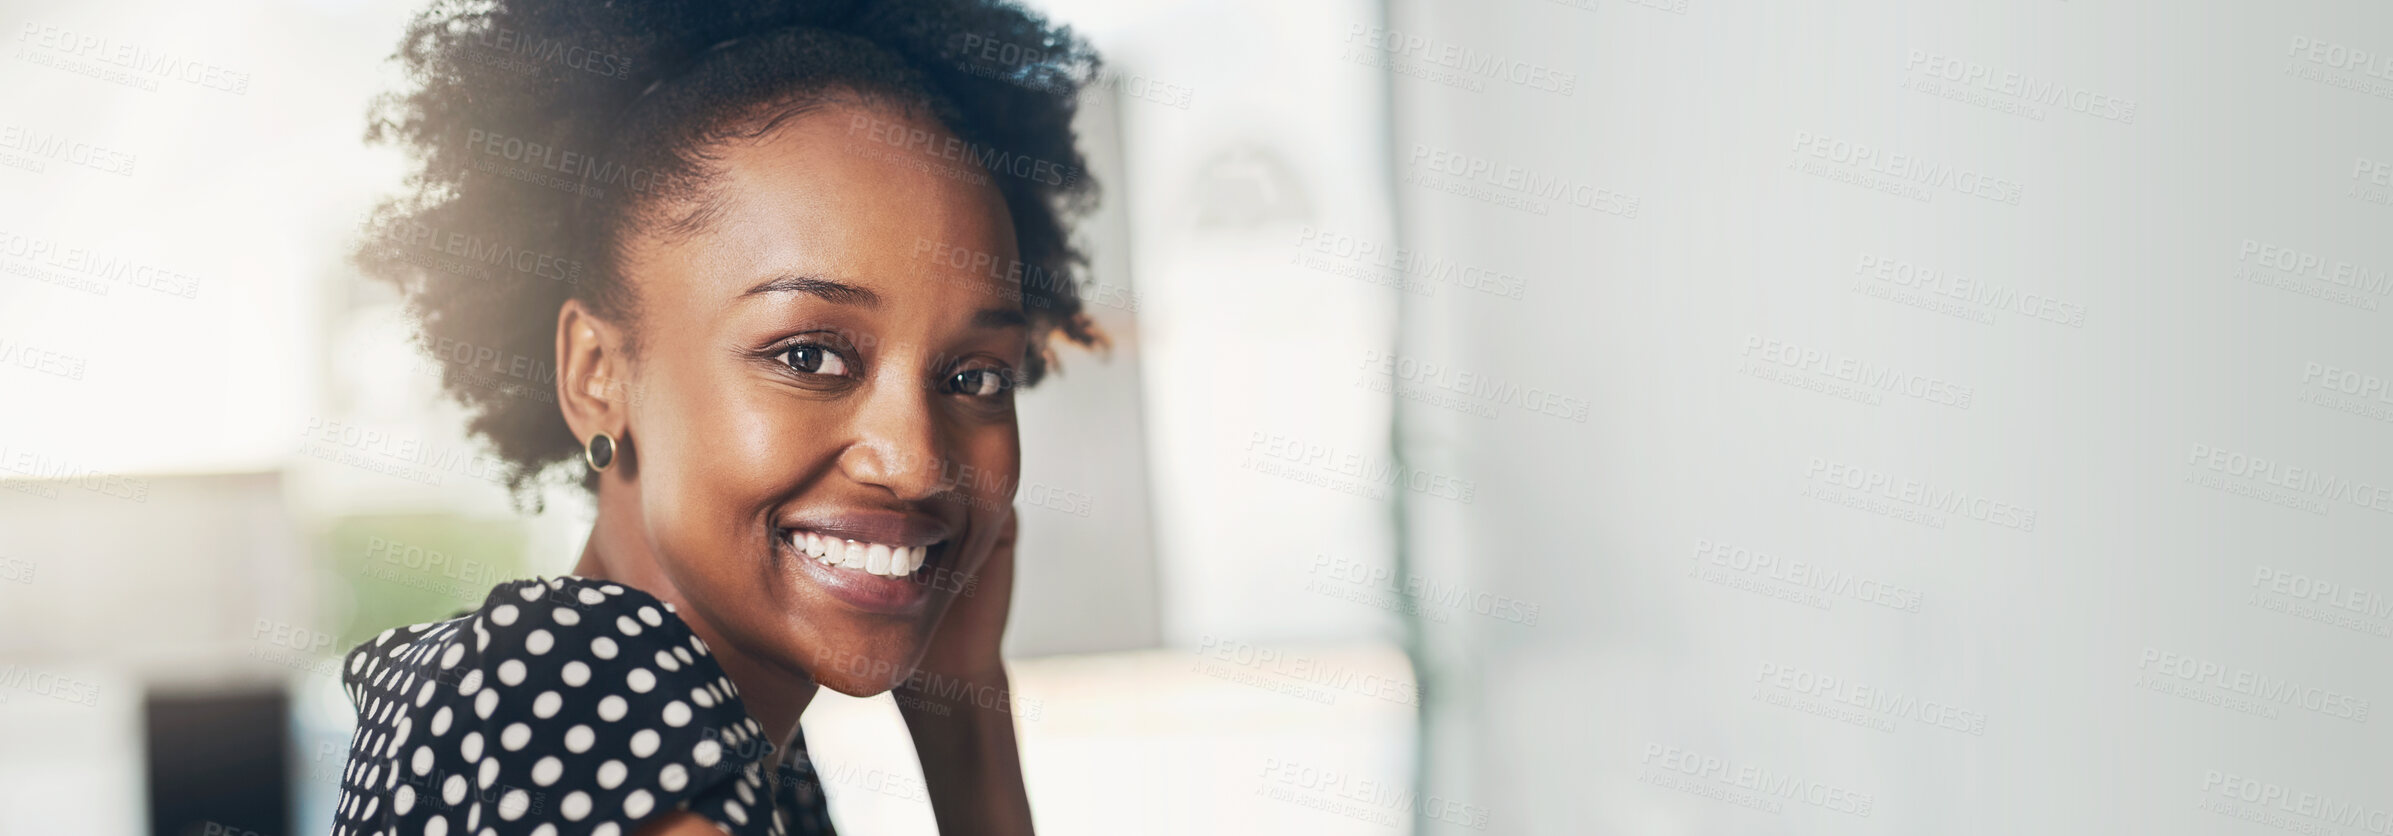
top-left (585, 433), bottom-right (616, 471)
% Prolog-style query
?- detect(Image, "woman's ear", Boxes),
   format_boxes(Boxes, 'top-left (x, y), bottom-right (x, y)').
top-left (556, 298), bottom-right (633, 456)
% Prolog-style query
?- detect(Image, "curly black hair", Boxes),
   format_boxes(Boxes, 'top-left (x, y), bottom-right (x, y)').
top-left (354, 0), bottom-right (1107, 505)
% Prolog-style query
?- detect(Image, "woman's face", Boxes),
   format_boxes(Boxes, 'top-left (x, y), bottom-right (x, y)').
top-left (607, 101), bottom-right (1025, 696)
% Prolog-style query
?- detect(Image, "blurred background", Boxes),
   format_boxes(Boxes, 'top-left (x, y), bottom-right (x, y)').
top-left (4, 0), bottom-right (2391, 834)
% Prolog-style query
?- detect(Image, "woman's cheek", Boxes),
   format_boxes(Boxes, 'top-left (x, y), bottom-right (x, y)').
top-left (709, 389), bottom-right (822, 490)
top-left (973, 426), bottom-right (1022, 505)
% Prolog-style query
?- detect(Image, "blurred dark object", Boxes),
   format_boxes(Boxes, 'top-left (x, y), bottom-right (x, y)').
top-left (146, 688), bottom-right (288, 836)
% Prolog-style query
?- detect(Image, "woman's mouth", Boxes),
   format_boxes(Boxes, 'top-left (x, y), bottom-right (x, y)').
top-left (777, 526), bottom-right (949, 615)
top-left (789, 529), bottom-right (933, 577)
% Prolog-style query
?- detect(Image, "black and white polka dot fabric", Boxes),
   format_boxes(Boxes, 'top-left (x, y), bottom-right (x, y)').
top-left (332, 575), bottom-right (837, 835)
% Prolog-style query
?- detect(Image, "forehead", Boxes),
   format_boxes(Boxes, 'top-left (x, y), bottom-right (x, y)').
top-left (633, 101), bottom-right (1021, 303)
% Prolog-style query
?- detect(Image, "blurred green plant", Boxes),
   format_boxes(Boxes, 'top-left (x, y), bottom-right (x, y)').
top-left (322, 515), bottom-right (531, 651)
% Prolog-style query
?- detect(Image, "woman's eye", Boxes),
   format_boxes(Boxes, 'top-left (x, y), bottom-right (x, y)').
top-left (949, 368), bottom-right (1013, 397)
top-left (780, 343), bottom-right (848, 376)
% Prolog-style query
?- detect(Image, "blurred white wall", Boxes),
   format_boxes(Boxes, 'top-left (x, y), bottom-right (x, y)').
top-left (1042, 0), bottom-right (1407, 648)
top-left (1389, 1), bottom-right (2393, 833)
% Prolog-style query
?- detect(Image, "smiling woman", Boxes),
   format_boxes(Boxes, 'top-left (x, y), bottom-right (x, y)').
top-left (335, 1), bottom-right (1107, 834)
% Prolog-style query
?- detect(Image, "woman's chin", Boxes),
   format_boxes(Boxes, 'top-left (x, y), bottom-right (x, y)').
top-left (790, 635), bottom-right (931, 698)
top-left (806, 661), bottom-right (916, 698)
top-left (811, 671), bottom-right (901, 698)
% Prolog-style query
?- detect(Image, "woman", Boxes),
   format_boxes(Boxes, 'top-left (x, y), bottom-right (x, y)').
top-left (335, 0), bottom-right (1107, 833)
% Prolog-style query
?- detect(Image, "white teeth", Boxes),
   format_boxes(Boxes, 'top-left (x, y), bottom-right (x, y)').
top-left (790, 530), bottom-right (937, 577)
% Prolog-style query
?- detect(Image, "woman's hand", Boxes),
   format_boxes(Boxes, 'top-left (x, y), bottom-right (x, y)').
top-left (898, 504), bottom-right (1035, 835)
top-left (912, 503), bottom-right (1018, 687)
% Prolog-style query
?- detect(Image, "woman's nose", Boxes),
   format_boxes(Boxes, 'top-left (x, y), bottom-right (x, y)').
top-left (837, 378), bottom-right (953, 501)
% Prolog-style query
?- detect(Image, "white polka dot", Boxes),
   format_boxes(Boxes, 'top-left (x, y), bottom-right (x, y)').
top-left (349, 653), bottom-right (366, 673)
top-left (442, 774), bottom-right (467, 805)
top-left (693, 739), bottom-right (721, 767)
top-left (440, 643), bottom-right (465, 669)
top-left (500, 722), bottom-right (531, 751)
top-left (496, 659), bottom-right (526, 686)
top-left (531, 756), bottom-right (562, 786)
top-left (637, 606), bottom-right (663, 627)
top-left (653, 649), bottom-right (680, 672)
top-left (562, 661), bottom-right (590, 687)
top-left (393, 717), bottom-right (413, 748)
top-left (691, 687), bottom-right (715, 708)
top-left (561, 791), bottom-right (591, 821)
top-left (424, 815), bottom-right (446, 836)
top-left (457, 669), bottom-right (483, 696)
top-left (533, 691), bottom-right (562, 718)
top-left (431, 706), bottom-right (454, 736)
top-left (394, 784), bottom-right (416, 815)
top-left (598, 695), bottom-right (628, 722)
top-left (735, 778), bottom-right (756, 806)
top-left (411, 745), bottom-right (434, 775)
top-left (662, 701), bottom-right (691, 727)
top-left (526, 629), bottom-right (553, 655)
top-left (657, 763), bottom-right (688, 792)
top-left (478, 756), bottom-right (499, 788)
top-left (490, 604), bottom-right (518, 626)
top-left (616, 615), bottom-right (643, 636)
top-left (518, 583), bottom-right (544, 601)
top-left (691, 635), bottom-right (710, 655)
top-left (576, 588), bottom-right (605, 606)
top-left (460, 731), bottom-right (484, 762)
top-left (592, 825), bottom-right (619, 836)
top-left (591, 636), bottom-right (617, 659)
top-left (627, 668), bottom-right (655, 693)
top-left (723, 799), bottom-right (748, 825)
top-left (673, 647), bottom-right (694, 665)
top-left (602, 583), bottom-right (624, 595)
top-left (499, 789), bottom-right (530, 820)
top-left (564, 724), bottom-right (595, 753)
top-left (596, 759), bottom-right (627, 789)
top-left (474, 689), bottom-right (499, 719)
top-left (623, 789), bottom-right (654, 818)
top-left (530, 825), bottom-right (556, 836)
top-left (554, 606), bottom-right (582, 626)
top-left (629, 729), bottom-right (659, 757)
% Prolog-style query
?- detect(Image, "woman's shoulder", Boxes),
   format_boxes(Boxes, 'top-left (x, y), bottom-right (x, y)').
top-left (340, 576), bottom-right (710, 697)
top-left (332, 575), bottom-right (786, 836)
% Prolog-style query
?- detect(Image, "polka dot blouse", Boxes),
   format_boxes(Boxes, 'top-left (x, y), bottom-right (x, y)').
top-left (332, 575), bottom-right (837, 835)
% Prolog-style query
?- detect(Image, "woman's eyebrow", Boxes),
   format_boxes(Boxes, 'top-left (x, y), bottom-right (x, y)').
top-left (972, 308), bottom-right (1028, 329)
top-left (740, 274), bottom-right (881, 307)
top-left (743, 272), bottom-right (1024, 328)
